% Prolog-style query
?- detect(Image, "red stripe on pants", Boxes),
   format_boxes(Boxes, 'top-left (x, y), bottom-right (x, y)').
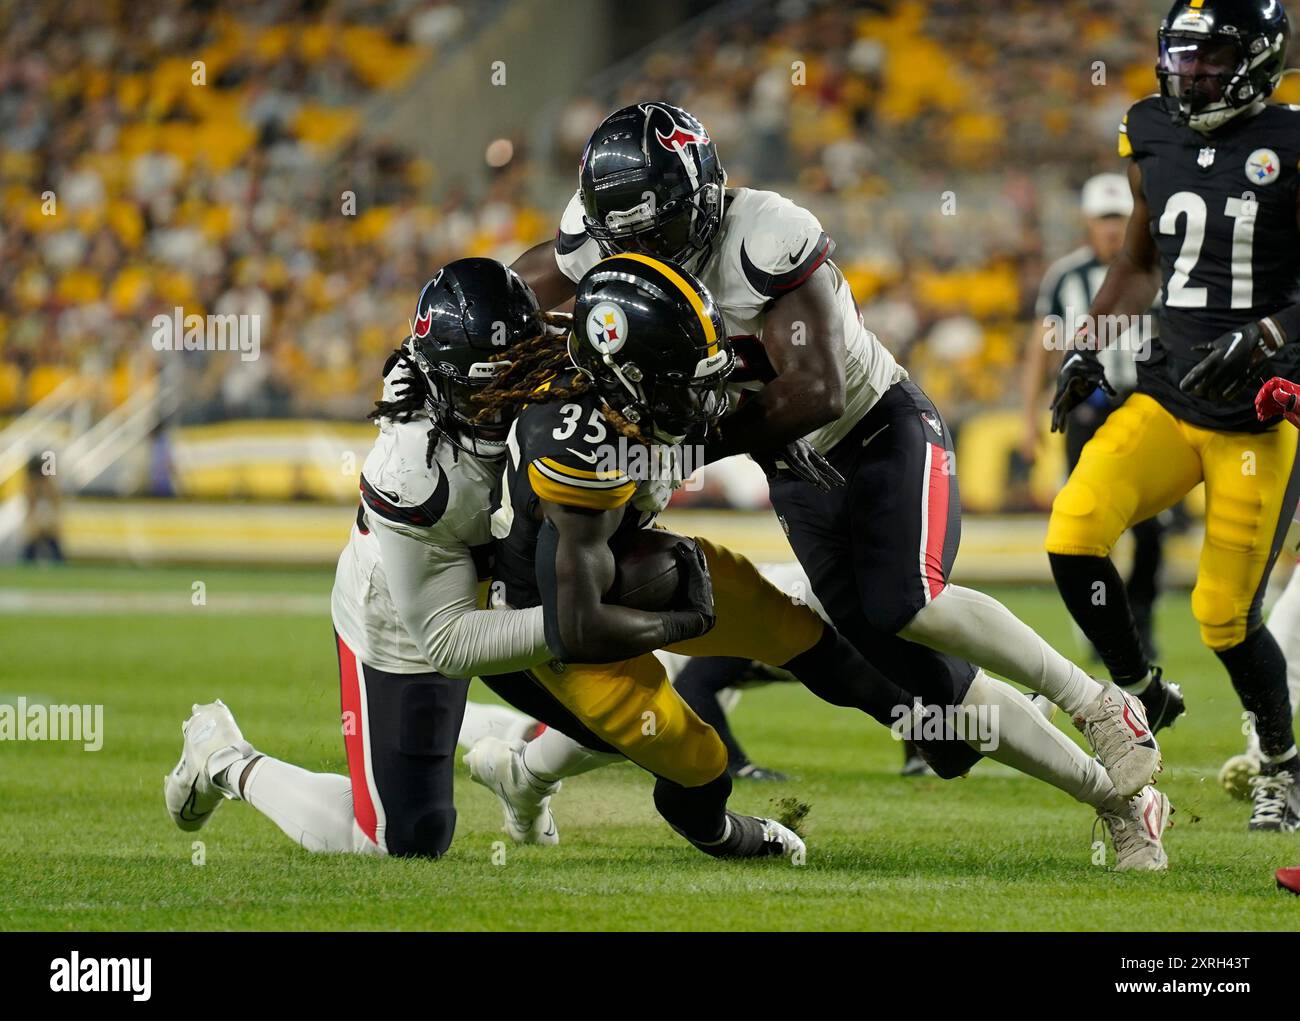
top-left (924, 443), bottom-right (950, 600)
top-left (337, 634), bottom-right (378, 845)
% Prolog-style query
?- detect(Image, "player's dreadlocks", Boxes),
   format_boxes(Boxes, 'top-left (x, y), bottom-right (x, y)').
top-left (472, 320), bottom-right (648, 443)
top-left (369, 347), bottom-right (428, 424)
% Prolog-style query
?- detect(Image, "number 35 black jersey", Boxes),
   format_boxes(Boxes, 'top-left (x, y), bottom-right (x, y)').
top-left (489, 378), bottom-right (654, 610)
top-left (1122, 95), bottom-right (1300, 430)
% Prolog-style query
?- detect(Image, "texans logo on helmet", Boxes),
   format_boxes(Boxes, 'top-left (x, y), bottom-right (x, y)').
top-left (413, 308), bottom-right (432, 338)
top-left (640, 102), bottom-right (710, 151)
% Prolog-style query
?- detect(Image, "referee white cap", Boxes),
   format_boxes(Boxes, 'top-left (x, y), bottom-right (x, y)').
top-left (1081, 173), bottom-right (1133, 219)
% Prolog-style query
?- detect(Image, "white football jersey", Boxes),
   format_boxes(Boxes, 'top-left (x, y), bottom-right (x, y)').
top-left (332, 364), bottom-right (546, 676)
top-left (555, 186), bottom-right (906, 453)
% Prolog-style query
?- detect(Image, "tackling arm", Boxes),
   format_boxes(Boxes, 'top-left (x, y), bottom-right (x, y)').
top-left (372, 518), bottom-right (549, 678)
top-left (511, 239), bottom-right (578, 312)
top-left (709, 262), bottom-right (846, 460)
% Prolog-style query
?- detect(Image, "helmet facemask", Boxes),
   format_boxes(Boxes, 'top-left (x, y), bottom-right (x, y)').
top-left (567, 331), bottom-right (733, 444)
top-left (1157, 18), bottom-right (1286, 133)
top-left (405, 337), bottom-right (514, 458)
top-left (584, 180), bottom-right (726, 274)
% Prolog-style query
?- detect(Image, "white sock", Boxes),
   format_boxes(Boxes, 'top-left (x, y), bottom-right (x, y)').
top-left (230, 755), bottom-right (380, 854)
top-left (1262, 746), bottom-right (1299, 767)
top-left (902, 584), bottom-right (1105, 716)
top-left (963, 671), bottom-right (1125, 813)
top-left (458, 700), bottom-right (536, 750)
top-left (521, 727), bottom-right (621, 786)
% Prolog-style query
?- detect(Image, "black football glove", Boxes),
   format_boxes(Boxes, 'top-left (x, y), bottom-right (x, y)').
top-left (1050, 350), bottom-right (1115, 433)
top-left (658, 540), bottom-right (715, 645)
top-left (1179, 318), bottom-right (1288, 403)
top-left (753, 438), bottom-right (846, 492)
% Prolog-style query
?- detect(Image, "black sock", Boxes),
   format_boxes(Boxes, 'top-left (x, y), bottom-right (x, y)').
top-left (674, 657), bottom-right (752, 770)
top-left (1049, 552), bottom-right (1150, 686)
top-left (1216, 627), bottom-right (1298, 759)
top-left (653, 770), bottom-right (731, 846)
top-left (780, 625), bottom-right (907, 727)
top-left (1126, 517), bottom-right (1164, 610)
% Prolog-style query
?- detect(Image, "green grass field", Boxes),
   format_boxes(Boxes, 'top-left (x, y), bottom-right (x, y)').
top-left (2, 562), bottom-right (1298, 931)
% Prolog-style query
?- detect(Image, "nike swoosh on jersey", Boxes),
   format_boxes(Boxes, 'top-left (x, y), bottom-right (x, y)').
top-left (788, 240), bottom-right (809, 265)
top-left (566, 447), bottom-right (600, 464)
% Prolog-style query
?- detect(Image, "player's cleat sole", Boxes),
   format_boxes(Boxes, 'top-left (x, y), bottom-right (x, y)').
top-left (1097, 785), bottom-right (1172, 872)
top-left (163, 700), bottom-right (254, 832)
top-left (1074, 683), bottom-right (1161, 799)
top-left (1276, 867), bottom-right (1300, 894)
top-left (464, 736), bottom-right (560, 845)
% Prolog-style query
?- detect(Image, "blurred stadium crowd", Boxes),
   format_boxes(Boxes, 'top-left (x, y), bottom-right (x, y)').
top-left (4, 0), bottom-right (1297, 504)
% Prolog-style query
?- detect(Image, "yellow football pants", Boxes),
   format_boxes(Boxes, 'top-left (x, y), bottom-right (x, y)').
top-left (1045, 393), bottom-right (1299, 650)
top-left (528, 535), bottom-right (826, 787)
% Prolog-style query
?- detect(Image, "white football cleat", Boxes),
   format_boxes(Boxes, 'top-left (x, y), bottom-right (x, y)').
top-left (163, 700), bottom-right (254, 832)
top-left (756, 817), bottom-right (806, 863)
top-left (1098, 785), bottom-right (1172, 872)
top-left (1074, 682), bottom-right (1161, 798)
top-left (1219, 728), bottom-right (1262, 801)
top-left (464, 736), bottom-right (559, 845)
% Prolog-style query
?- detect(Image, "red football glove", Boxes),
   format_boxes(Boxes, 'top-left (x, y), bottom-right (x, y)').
top-left (1256, 377), bottom-right (1300, 426)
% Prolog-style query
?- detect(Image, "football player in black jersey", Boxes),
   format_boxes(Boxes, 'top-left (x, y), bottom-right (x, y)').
top-left (468, 254), bottom-right (1175, 870)
top-left (1047, 0), bottom-right (1300, 830)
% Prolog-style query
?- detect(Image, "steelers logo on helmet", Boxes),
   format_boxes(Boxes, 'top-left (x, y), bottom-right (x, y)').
top-left (1246, 148), bottom-right (1281, 186)
top-left (586, 301), bottom-right (629, 355)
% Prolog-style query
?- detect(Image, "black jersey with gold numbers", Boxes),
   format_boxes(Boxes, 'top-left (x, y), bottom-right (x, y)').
top-left (490, 377), bottom-right (654, 609)
top-left (1122, 95), bottom-right (1300, 431)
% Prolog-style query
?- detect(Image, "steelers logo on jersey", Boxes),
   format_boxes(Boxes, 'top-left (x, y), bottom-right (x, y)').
top-left (1245, 148), bottom-right (1281, 186)
top-left (586, 301), bottom-right (629, 354)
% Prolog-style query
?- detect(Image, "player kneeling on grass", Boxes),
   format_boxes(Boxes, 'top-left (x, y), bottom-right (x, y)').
top-left (463, 254), bottom-right (1173, 871)
top-left (164, 259), bottom-right (583, 857)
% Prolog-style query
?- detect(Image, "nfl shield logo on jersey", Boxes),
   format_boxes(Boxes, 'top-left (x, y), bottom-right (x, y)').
top-left (1197, 147), bottom-right (1216, 168)
top-left (1245, 148), bottom-right (1281, 185)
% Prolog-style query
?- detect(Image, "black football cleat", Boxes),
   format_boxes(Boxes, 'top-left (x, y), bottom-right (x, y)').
top-left (900, 739), bottom-right (935, 778)
top-left (730, 762), bottom-right (790, 782)
top-left (1249, 758), bottom-right (1300, 833)
top-left (1135, 667), bottom-right (1185, 734)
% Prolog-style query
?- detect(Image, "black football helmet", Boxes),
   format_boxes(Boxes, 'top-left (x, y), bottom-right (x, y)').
top-left (1157, 0), bottom-right (1290, 133)
top-left (406, 258), bottom-right (541, 457)
top-left (579, 102), bottom-right (727, 273)
top-left (569, 254), bottom-right (734, 443)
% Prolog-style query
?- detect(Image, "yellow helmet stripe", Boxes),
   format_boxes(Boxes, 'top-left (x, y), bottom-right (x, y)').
top-left (607, 252), bottom-right (719, 357)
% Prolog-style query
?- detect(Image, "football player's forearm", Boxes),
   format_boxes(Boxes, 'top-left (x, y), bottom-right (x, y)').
top-left (373, 520), bottom-right (550, 677)
top-left (555, 595), bottom-right (685, 663)
top-left (1021, 325), bottom-right (1052, 417)
top-left (709, 375), bottom-right (842, 459)
top-left (510, 239), bottom-right (577, 311)
top-left (1085, 253), bottom-right (1160, 333)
